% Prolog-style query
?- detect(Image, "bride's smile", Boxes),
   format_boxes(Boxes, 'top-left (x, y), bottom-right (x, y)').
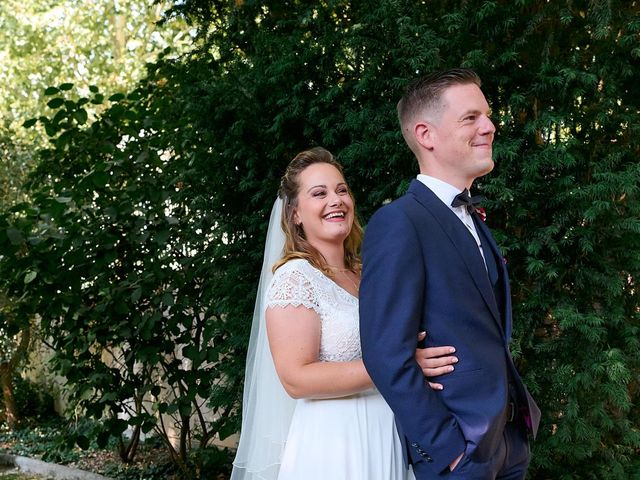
top-left (292, 162), bottom-right (354, 250)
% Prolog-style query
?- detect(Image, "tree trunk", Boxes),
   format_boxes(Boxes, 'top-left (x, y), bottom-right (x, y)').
top-left (0, 323), bottom-right (31, 428)
top-left (0, 363), bottom-right (18, 428)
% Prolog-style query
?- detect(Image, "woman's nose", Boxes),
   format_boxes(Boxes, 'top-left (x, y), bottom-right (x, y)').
top-left (329, 192), bottom-right (343, 206)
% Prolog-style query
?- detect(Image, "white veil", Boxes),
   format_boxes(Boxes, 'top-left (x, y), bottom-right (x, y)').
top-left (231, 197), bottom-right (296, 480)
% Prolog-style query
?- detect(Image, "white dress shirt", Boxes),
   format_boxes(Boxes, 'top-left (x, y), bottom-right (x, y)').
top-left (416, 174), bottom-right (487, 269)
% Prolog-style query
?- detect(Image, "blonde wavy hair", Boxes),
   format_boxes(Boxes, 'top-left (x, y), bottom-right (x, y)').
top-left (272, 147), bottom-right (363, 276)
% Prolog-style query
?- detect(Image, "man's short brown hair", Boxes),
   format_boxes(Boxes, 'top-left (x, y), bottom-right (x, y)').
top-left (397, 68), bottom-right (482, 151)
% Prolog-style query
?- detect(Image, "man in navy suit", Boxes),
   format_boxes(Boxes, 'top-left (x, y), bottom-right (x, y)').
top-left (359, 68), bottom-right (540, 479)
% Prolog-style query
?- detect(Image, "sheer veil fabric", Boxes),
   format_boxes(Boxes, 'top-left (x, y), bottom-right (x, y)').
top-left (231, 197), bottom-right (296, 480)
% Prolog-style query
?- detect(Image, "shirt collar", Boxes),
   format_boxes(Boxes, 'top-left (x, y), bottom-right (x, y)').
top-left (416, 174), bottom-right (465, 209)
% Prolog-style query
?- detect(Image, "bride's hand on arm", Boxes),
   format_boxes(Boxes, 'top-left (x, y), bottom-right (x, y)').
top-left (415, 331), bottom-right (458, 391)
top-left (266, 305), bottom-right (372, 399)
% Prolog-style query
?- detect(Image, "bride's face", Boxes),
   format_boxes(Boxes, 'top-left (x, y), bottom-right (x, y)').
top-left (293, 162), bottom-right (354, 248)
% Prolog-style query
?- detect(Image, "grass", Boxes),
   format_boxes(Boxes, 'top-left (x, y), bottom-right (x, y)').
top-left (0, 417), bottom-right (233, 480)
top-left (0, 418), bottom-right (174, 479)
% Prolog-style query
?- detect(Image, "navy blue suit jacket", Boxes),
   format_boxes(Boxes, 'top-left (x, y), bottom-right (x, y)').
top-left (359, 180), bottom-right (540, 477)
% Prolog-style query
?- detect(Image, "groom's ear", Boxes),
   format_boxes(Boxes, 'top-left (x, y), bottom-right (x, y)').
top-left (414, 121), bottom-right (435, 151)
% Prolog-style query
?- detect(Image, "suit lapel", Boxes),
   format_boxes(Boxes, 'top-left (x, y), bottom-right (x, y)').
top-left (407, 181), bottom-right (501, 325)
top-left (473, 213), bottom-right (512, 339)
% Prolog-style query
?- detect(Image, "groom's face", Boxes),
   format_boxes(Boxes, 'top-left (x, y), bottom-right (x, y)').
top-left (429, 83), bottom-right (496, 185)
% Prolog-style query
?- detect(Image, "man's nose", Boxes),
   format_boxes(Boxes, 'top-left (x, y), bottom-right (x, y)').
top-left (480, 115), bottom-right (496, 135)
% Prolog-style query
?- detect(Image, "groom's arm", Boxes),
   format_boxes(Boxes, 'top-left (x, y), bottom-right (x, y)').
top-left (360, 203), bottom-right (466, 474)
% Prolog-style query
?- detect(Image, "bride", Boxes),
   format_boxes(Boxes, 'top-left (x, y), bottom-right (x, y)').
top-left (231, 147), bottom-right (458, 480)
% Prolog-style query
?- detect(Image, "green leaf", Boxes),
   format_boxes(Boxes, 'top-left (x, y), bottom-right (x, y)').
top-left (89, 85), bottom-right (99, 93)
top-left (155, 230), bottom-right (170, 245)
top-left (73, 108), bottom-right (88, 125)
top-left (55, 130), bottom-right (72, 150)
top-left (131, 287), bottom-right (142, 303)
top-left (76, 435), bottom-right (90, 450)
top-left (108, 93), bottom-right (126, 102)
top-left (90, 171), bottom-right (109, 188)
top-left (91, 94), bottom-right (105, 104)
top-left (96, 431), bottom-right (110, 449)
top-left (6, 228), bottom-right (23, 245)
top-left (182, 345), bottom-right (199, 361)
top-left (22, 118), bottom-right (38, 128)
top-left (52, 109), bottom-right (67, 126)
top-left (142, 420), bottom-right (156, 434)
top-left (24, 271), bottom-right (37, 284)
top-left (44, 123), bottom-right (57, 137)
top-left (108, 418), bottom-right (129, 435)
top-left (162, 292), bottom-right (174, 307)
top-left (59, 82), bottom-right (74, 91)
top-left (47, 98), bottom-right (65, 109)
top-left (44, 86), bottom-right (59, 96)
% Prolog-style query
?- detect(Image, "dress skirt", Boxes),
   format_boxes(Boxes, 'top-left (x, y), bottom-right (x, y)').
top-left (277, 388), bottom-right (414, 480)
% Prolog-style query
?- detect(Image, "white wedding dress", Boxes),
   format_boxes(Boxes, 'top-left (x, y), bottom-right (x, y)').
top-left (266, 259), bottom-right (413, 480)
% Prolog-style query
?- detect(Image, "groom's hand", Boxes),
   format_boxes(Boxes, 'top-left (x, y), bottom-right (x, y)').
top-left (415, 331), bottom-right (458, 390)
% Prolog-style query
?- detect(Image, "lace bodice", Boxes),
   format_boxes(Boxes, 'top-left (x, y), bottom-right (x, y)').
top-left (266, 259), bottom-right (360, 362)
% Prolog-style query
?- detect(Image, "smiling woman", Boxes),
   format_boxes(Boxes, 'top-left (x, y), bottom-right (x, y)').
top-left (272, 147), bottom-right (363, 280)
top-left (292, 162), bottom-right (355, 267)
top-left (230, 147), bottom-right (411, 480)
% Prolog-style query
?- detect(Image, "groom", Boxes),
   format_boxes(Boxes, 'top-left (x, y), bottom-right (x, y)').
top-left (360, 68), bottom-right (540, 479)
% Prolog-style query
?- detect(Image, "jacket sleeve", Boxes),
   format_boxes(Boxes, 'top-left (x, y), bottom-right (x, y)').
top-left (359, 204), bottom-right (466, 474)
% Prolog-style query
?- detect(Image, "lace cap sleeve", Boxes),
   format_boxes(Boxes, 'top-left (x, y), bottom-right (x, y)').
top-left (265, 260), bottom-right (323, 315)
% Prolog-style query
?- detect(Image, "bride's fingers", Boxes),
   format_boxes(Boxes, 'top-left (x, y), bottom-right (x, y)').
top-left (418, 346), bottom-right (456, 359)
top-left (422, 364), bottom-right (455, 376)
top-left (420, 355), bottom-right (458, 369)
top-left (428, 381), bottom-right (444, 391)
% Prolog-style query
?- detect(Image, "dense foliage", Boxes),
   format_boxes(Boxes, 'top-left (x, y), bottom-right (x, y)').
top-left (0, 0), bottom-right (190, 431)
top-left (1, 0), bottom-right (638, 478)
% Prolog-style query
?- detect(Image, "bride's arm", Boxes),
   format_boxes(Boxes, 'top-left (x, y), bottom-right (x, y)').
top-left (267, 305), bottom-right (457, 399)
top-left (267, 304), bottom-right (371, 399)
